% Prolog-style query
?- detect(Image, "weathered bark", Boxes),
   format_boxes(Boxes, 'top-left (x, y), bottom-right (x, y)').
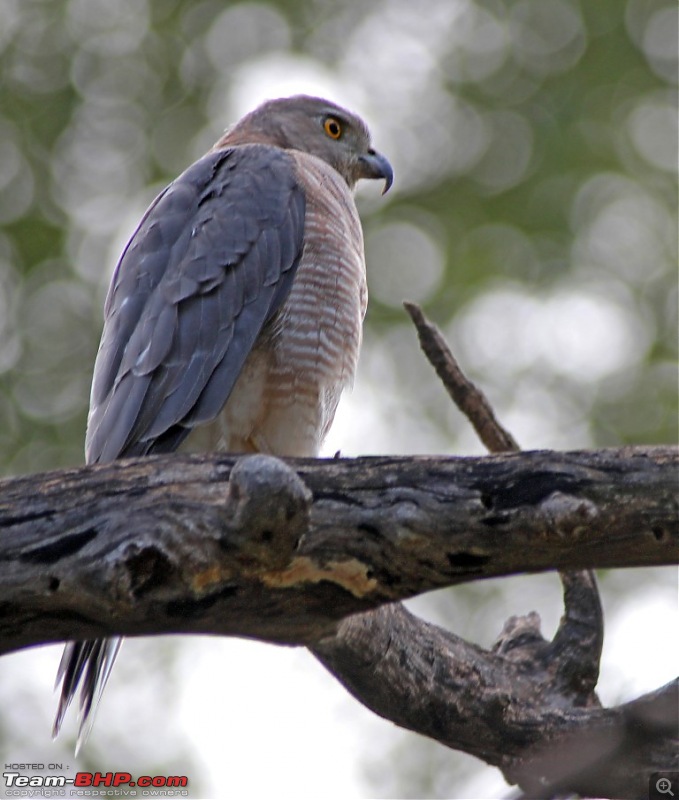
top-left (313, 600), bottom-right (678, 799)
top-left (0, 446), bottom-right (676, 656)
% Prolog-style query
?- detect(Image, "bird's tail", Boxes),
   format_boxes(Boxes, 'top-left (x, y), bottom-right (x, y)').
top-left (53, 637), bottom-right (122, 754)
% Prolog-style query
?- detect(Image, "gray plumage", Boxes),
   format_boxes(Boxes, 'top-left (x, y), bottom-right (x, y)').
top-left (87, 145), bottom-right (305, 461)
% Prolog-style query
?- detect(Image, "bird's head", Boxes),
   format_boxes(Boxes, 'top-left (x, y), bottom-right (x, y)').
top-left (218, 95), bottom-right (393, 194)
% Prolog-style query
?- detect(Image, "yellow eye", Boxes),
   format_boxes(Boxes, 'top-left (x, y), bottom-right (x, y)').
top-left (323, 117), bottom-right (343, 140)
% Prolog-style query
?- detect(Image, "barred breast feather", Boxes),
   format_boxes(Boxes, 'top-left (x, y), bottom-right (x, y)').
top-left (214, 152), bottom-right (367, 457)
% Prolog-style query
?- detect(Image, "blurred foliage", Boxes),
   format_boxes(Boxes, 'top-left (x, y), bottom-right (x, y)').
top-left (0, 0), bottom-right (676, 797)
top-left (0, 0), bottom-right (676, 476)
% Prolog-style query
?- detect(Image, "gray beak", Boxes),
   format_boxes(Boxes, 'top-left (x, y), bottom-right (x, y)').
top-left (358, 150), bottom-right (394, 194)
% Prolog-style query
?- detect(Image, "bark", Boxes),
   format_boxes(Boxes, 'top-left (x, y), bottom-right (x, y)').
top-left (313, 602), bottom-right (678, 800)
top-left (0, 446), bottom-right (676, 654)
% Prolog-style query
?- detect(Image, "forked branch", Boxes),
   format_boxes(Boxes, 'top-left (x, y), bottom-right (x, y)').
top-left (311, 303), bottom-right (677, 798)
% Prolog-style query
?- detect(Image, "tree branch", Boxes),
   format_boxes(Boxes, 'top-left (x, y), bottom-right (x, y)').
top-left (404, 301), bottom-right (519, 452)
top-left (312, 603), bottom-right (678, 800)
top-left (403, 301), bottom-right (605, 697)
top-left (0, 447), bottom-right (676, 657)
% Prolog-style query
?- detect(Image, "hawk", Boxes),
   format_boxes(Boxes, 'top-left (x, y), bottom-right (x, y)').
top-left (53, 95), bottom-right (393, 748)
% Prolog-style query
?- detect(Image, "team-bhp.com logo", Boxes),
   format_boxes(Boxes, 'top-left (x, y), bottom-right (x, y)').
top-left (3, 768), bottom-right (189, 796)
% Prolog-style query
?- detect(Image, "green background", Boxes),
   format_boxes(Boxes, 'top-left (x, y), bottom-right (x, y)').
top-left (0, 0), bottom-right (676, 797)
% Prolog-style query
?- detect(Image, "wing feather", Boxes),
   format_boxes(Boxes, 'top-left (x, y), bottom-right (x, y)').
top-left (85, 144), bottom-right (306, 463)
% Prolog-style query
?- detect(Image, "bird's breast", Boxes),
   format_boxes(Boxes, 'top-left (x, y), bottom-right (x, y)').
top-left (204, 154), bottom-right (367, 458)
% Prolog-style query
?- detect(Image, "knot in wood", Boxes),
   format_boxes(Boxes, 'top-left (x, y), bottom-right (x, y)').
top-left (222, 454), bottom-right (311, 569)
top-left (539, 491), bottom-right (599, 537)
top-left (117, 541), bottom-right (174, 602)
top-left (492, 611), bottom-right (548, 661)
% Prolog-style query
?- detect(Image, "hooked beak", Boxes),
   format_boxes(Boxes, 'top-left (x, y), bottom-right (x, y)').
top-left (358, 149), bottom-right (394, 194)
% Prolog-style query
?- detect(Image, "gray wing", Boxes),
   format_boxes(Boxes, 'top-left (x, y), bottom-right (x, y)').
top-left (86, 144), bottom-right (306, 463)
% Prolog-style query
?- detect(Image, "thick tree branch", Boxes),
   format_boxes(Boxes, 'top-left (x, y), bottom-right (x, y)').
top-left (0, 446), bottom-right (676, 657)
top-left (312, 603), bottom-right (678, 800)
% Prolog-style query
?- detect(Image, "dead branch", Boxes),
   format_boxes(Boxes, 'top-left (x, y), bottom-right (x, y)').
top-left (313, 602), bottom-right (678, 800)
top-left (404, 300), bottom-right (519, 452)
top-left (0, 447), bottom-right (675, 657)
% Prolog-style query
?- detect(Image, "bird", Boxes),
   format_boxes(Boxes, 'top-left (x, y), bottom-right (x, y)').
top-left (52, 94), bottom-right (393, 750)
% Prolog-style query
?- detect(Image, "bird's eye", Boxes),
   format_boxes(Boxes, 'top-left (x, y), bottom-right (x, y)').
top-left (323, 117), bottom-right (343, 140)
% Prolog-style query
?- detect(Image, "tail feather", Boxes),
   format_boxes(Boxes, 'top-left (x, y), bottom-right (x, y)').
top-left (53, 637), bottom-right (122, 753)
